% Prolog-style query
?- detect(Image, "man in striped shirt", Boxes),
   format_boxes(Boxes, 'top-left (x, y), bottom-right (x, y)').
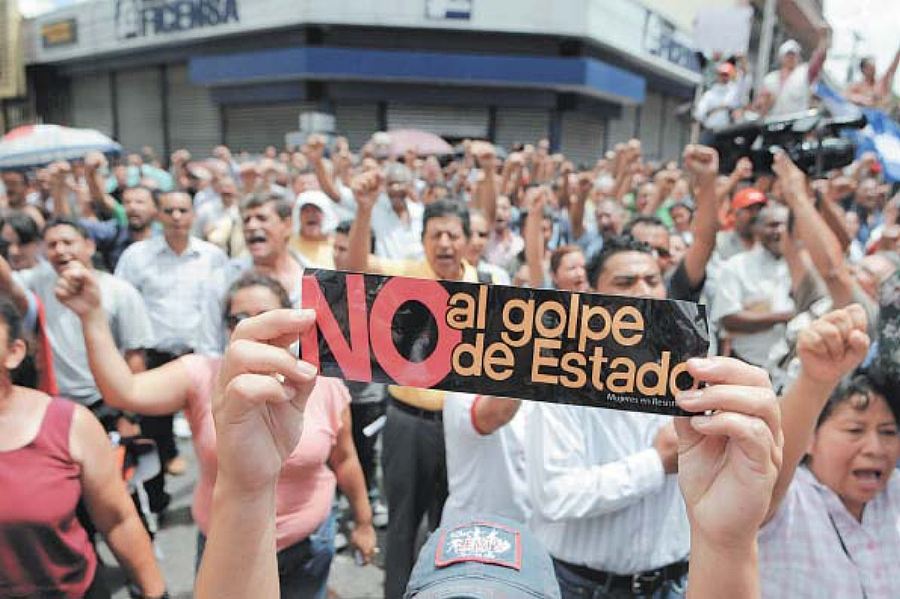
top-left (524, 148), bottom-right (721, 598)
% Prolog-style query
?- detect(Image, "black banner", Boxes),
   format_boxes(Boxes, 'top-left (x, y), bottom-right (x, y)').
top-left (300, 269), bottom-right (709, 416)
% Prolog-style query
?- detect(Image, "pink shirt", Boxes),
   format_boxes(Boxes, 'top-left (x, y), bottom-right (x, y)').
top-left (759, 466), bottom-right (900, 599)
top-left (179, 355), bottom-right (349, 550)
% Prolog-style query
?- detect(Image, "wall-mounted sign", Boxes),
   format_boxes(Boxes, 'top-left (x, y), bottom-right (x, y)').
top-left (114, 0), bottom-right (239, 40)
top-left (426, 0), bottom-right (472, 21)
top-left (642, 11), bottom-right (698, 72)
top-left (41, 18), bottom-right (78, 48)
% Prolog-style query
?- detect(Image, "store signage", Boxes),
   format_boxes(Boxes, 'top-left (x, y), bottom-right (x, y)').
top-left (642, 10), bottom-right (698, 72)
top-left (41, 19), bottom-right (78, 48)
top-left (114, 0), bottom-right (239, 40)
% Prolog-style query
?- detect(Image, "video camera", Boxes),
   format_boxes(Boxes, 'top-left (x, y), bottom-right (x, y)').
top-left (713, 110), bottom-right (867, 176)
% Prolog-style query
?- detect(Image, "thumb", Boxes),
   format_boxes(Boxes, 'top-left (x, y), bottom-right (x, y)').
top-left (674, 416), bottom-right (701, 451)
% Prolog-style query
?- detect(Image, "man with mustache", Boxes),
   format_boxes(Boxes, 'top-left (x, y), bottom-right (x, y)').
top-left (223, 193), bottom-right (306, 307)
top-left (81, 185), bottom-right (158, 272)
top-left (347, 150), bottom-right (503, 598)
top-left (114, 191), bottom-right (228, 505)
top-left (0, 218), bottom-right (151, 424)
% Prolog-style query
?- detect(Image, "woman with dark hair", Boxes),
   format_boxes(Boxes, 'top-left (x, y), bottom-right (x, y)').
top-left (757, 304), bottom-right (900, 598)
top-left (0, 212), bottom-right (42, 271)
top-left (54, 266), bottom-right (376, 598)
top-left (0, 295), bottom-right (165, 598)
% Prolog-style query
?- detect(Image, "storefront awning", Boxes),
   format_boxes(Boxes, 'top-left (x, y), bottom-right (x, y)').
top-left (189, 46), bottom-right (646, 105)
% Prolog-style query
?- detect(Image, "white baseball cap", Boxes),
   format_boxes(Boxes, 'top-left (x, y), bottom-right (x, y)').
top-left (778, 39), bottom-right (802, 58)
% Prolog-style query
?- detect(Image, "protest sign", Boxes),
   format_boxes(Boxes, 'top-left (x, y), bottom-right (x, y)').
top-left (692, 6), bottom-right (753, 59)
top-left (300, 270), bottom-right (710, 416)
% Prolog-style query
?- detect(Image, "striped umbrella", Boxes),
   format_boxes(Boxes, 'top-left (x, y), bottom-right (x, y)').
top-left (0, 124), bottom-right (122, 169)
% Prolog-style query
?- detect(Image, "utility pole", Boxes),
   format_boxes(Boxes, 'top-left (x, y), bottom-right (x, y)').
top-left (754, 0), bottom-right (777, 96)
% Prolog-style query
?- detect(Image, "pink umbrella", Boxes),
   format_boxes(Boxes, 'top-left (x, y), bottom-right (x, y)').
top-left (387, 129), bottom-right (454, 157)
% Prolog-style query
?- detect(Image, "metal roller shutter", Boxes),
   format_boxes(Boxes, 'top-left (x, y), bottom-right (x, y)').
top-left (494, 107), bottom-right (549, 150)
top-left (167, 64), bottom-right (221, 158)
top-left (224, 103), bottom-right (315, 154)
top-left (70, 72), bottom-right (114, 137)
top-left (334, 102), bottom-right (378, 151)
top-left (116, 68), bottom-right (164, 156)
top-left (560, 111), bottom-right (605, 168)
top-left (387, 104), bottom-right (488, 140)
top-left (607, 105), bottom-right (637, 147)
top-left (660, 95), bottom-right (688, 163)
top-left (639, 91), bottom-right (664, 160)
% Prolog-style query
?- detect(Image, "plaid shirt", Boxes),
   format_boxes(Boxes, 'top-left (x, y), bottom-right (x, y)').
top-left (759, 466), bottom-right (900, 599)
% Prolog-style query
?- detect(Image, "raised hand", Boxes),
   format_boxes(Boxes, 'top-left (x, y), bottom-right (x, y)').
top-left (304, 134), bottom-right (327, 163)
top-left (54, 261), bottom-right (102, 316)
top-left (674, 357), bottom-right (782, 549)
top-left (83, 151), bottom-right (107, 174)
top-left (732, 156), bottom-right (754, 181)
top-left (797, 304), bottom-right (869, 385)
top-left (682, 145), bottom-right (720, 185)
top-left (350, 170), bottom-right (384, 213)
top-left (212, 309), bottom-right (318, 493)
top-left (470, 140), bottom-right (497, 171)
top-left (772, 150), bottom-right (808, 202)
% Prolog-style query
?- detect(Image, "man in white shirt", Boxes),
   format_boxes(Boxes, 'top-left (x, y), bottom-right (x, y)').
top-left (760, 35), bottom-right (829, 118)
top-left (711, 203), bottom-right (795, 367)
top-left (694, 63), bottom-right (742, 140)
top-left (370, 163), bottom-right (424, 260)
top-left (526, 237), bottom-right (685, 598)
top-left (3, 217), bottom-right (152, 415)
top-left (525, 148), bottom-right (721, 598)
top-left (442, 394), bottom-right (531, 526)
top-left (115, 190), bottom-right (228, 505)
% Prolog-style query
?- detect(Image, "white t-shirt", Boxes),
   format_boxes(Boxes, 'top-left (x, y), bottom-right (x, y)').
top-left (710, 245), bottom-right (795, 367)
top-left (694, 82), bottom-right (741, 130)
top-left (15, 263), bottom-right (153, 405)
top-left (764, 64), bottom-right (812, 117)
top-left (441, 393), bottom-right (531, 525)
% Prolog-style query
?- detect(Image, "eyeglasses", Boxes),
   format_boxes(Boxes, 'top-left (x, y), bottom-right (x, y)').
top-left (162, 207), bottom-right (191, 216)
top-left (225, 312), bottom-right (252, 329)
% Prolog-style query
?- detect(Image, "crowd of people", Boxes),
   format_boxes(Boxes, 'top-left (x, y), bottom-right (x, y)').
top-left (0, 108), bottom-right (898, 599)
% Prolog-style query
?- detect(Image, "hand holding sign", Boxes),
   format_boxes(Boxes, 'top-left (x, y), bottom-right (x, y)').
top-left (674, 357), bottom-right (781, 549)
top-left (213, 309), bottom-right (318, 493)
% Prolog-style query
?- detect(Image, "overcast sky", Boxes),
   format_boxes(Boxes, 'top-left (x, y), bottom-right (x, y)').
top-left (17, 0), bottom-right (900, 94)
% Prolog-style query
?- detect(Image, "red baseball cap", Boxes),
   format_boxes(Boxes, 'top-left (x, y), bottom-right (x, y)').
top-left (732, 188), bottom-right (767, 210)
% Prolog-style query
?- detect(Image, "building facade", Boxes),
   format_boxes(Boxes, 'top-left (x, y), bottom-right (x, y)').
top-left (13, 0), bottom-right (706, 163)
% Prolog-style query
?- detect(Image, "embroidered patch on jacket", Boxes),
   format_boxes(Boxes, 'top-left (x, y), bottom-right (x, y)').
top-left (434, 522), bottom-right (522, 570)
